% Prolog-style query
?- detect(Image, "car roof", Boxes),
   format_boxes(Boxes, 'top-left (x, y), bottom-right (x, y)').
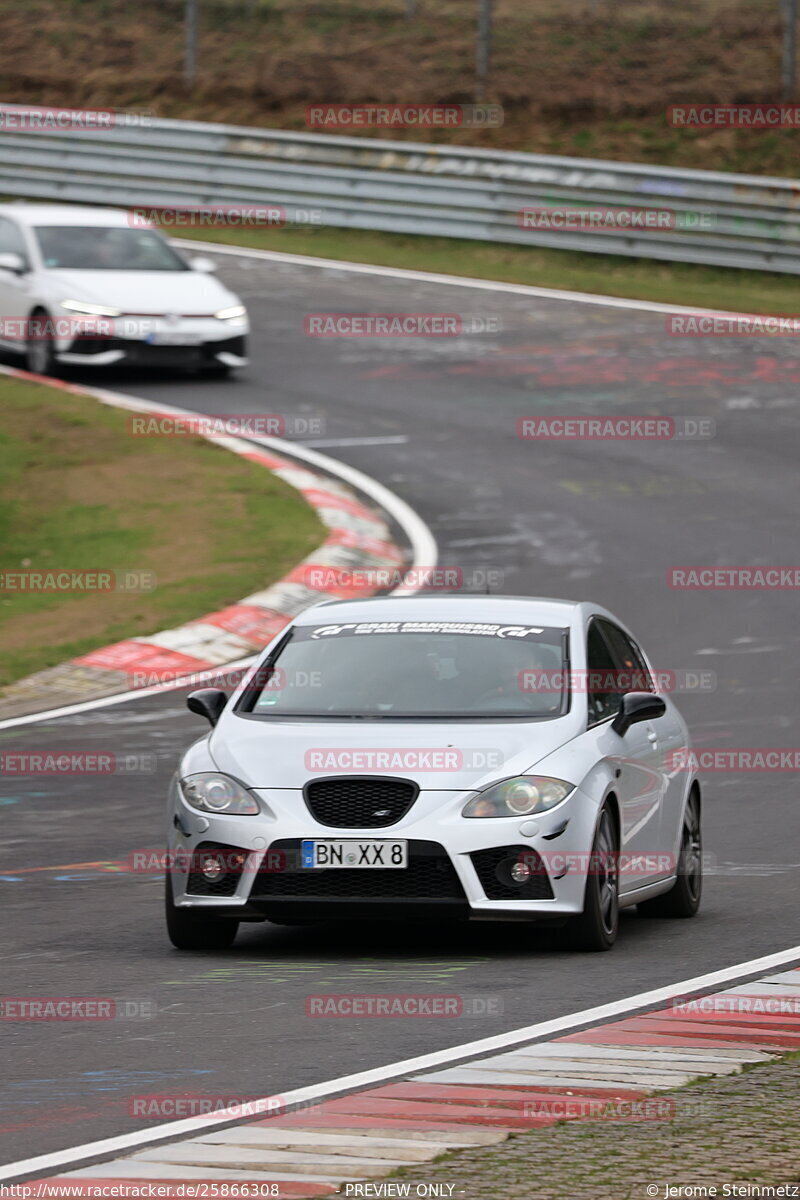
top-left (293, 595), bottom-right (584, 628)
top-left (0, 204), bottom-right (140, 228)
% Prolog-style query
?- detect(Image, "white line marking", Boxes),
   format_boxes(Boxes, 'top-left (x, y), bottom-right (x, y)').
top-left (0, 372), bottom-right (436, 731)
top-left (174, 238), bottom-right (756, 318)
top-left (2, 945), bottom-right (799, 1182)
top-left (301, 436), bottom-right (409, 448)
top-left (0, 654), bottom-right (260, 732)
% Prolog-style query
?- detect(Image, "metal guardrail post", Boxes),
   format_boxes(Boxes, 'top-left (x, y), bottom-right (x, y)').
top-left (476, 0), bottom-right (493, 102)
top-left (185, 0), bottom-right (199, 91)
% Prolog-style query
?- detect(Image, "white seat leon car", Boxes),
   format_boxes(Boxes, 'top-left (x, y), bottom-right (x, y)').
top-left (0, 204), bottom-right (248, 375)
top-left (166, 595), bottom-right (702, 952)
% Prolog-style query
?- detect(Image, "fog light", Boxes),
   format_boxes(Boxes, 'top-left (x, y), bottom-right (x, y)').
top-left (200, 853), bottom-right (226, 882)
top-left (510, 860), bottom-right (533, 884)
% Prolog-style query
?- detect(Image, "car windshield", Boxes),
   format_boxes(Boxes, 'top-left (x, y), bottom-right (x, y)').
top-left (240, 620), bottom-right (569, 719)
top-left (34, 226), bottom-right (189, 271)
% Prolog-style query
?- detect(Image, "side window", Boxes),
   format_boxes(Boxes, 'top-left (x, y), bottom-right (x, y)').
top-left (586, 620), bottom-right (623, 725)
top-left (598, 620), bottom-right (655, 693)
top-left (0, 217), bottom-right (29, 266)
top-left (627, 634), bottom-right (655, 693)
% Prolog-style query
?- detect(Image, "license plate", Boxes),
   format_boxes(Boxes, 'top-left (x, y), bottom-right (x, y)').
top-left (301, 839), bottom-right (407, 869)
top-left (145, 332), bottom-right (203, 346)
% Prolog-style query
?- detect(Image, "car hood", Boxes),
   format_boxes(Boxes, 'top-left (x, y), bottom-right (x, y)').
top-left (46, 270), bottom-right (236, 314)
top-left (209, 715), bottom-right (578, 792)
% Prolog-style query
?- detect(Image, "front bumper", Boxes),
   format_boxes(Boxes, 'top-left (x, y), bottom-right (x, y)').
top-left (54, 316), bottom-right (249, 368)
top-left (166, 783), bottom-right (601, 923)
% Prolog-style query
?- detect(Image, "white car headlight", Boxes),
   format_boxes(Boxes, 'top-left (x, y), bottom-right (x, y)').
top-left (61, 299), bottom-right (123, 317)
top-left (180, 772), bottom-right (259, 815)
top-left (462, 776), bottom-right (574, 818)
top-left (214, 304), bottom-right (247, 322)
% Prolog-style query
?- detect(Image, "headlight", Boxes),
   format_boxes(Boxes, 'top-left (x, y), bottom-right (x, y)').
top-left (61, 299), bottom-right (123, 317)
top-left (462, 776), bottom-right (574, 818)
top-left (179, 772), bottom-right (259, 815)
top-left (214, 304), bottom-right (247, 322)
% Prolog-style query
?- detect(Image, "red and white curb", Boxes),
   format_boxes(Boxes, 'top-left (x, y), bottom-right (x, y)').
top-left (23, 966), bottom-right (800, 1197)
top-left (0, 366), bottom-right (425, 719)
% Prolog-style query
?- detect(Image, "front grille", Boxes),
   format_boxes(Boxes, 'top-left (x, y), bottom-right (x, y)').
top-left (471, 845), bottom-right (554, 901)
top-left (65, 335), bottom-right (246, 365)
top-left (68, 336), bottom-right (117, 355)
top-left (186, 841), bottom-right (247, 897)
top-left (304, 776), bottom-right (418, 828)
top-left (250, 839), bottom-right (465, 901)
top-left (119, 341), bottom-right (205, 367)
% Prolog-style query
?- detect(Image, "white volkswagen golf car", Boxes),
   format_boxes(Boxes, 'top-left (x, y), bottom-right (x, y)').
top-left (0, 204), bottom-right (248, 374)
top-left (166, 596), bottom-right (701, 952)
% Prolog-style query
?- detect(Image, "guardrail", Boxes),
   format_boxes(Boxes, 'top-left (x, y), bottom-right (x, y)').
top-left (0, 105), bottom-right (799, 272)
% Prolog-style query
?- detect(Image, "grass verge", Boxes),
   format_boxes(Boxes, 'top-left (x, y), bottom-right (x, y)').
top-left (4, 0), bottom-right (800, 178)
top-left (177, 223), bottom-right (800, 314)
top-left (0, 374), bottom-right (324, 687)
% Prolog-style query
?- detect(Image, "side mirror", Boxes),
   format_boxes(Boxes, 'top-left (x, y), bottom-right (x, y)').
top-left (0, 252), bottom-right (26, 275)
top-left (187, 688), bottom-right (227, 727)
top-left (611, 691), bottom-right (667, 737)
top-left (190, 256), bottom-right (216, 273)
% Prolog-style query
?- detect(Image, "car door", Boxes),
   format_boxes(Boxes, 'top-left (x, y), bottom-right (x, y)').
top-left (586, 618), bottom-right (667, 893)
top-left (620, 627), bottom-right (689, 873)
top-left (0, 216), bottom-right (33, 331)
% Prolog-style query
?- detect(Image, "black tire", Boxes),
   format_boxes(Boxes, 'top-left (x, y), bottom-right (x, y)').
top-left (164, 874), bottom-right (239, 950)
top-left (638, 790), bottom-right (702, 919)
top-left (26, 310), bottom-right (57, 377)
top-left (569, 804), bottom-right (619, 951)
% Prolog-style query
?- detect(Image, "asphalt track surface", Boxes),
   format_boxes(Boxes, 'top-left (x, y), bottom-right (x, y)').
top-left (2, 249), bottom-right (800, 1167)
